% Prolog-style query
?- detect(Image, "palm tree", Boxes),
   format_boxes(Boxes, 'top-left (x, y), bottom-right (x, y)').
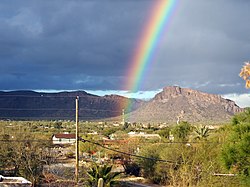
top-left (194, 125), bottom-right (209, 140)
top-left (86, 164), bottom-right (121, 187)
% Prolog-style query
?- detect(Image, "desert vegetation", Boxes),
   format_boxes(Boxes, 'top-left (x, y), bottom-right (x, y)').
top-left (0, 109), bottom-right (249, 186)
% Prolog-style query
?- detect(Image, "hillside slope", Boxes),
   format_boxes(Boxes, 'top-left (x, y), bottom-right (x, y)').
top-left (126, 86), bottom-right (243, 123)
top-left (0, 90), bottom-right (145, 120)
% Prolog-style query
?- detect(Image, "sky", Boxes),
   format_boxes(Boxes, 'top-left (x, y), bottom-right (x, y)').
top-left (0, 0), bottom-right (249, 107)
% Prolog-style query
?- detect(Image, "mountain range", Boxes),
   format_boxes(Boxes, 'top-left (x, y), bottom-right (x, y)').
top-left (0, 90), bottom-right (143, 121)
top-left (0, 86), bottom-right (243, 123)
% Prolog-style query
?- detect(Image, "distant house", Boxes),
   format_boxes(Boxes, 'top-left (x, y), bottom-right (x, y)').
top-left (127, 132), bottom-right (161, 139)
top-left (52, 133), bottom-right (76, 145)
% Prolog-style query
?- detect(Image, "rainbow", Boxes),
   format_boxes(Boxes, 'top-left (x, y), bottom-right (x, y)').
top-left (123, 0), bottom-right (178, 113)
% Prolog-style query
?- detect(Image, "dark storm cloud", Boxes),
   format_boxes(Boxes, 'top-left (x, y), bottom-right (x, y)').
top-left (143, 0), bottom-right (250, 94)
top-left (0, 0), bottom-right (249, 95)
top-left (0, 0), bottom-right (153, 90)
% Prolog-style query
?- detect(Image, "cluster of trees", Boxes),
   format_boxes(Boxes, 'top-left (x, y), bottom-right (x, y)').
top-left (0, 108), bottom-right (249, 186)
top-left (78, 109), bottom-right (249, 186)
top-left (0, 133), bottom-right (54, 185)
top-left (128, 109), bottom-right (250, 186)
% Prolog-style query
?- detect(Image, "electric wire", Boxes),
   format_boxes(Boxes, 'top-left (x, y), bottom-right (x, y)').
top-left (0, 108), bottom-right (123, 113)
top-left (0, 94), bottom-right (130, 101)
top-left (0, 138), bottom-right (178, 164)
top-left (0, 139), bottom-right (223, 144)
top-left (78, 137), bottom-right (178, 164)
top-left (0, 138), bottom-right (223, 165)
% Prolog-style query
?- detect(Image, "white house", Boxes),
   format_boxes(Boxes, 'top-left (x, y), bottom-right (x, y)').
top-left (52, 133), bottom-right (76, 145)
top-left (127, 131), bottom-right (161, 139)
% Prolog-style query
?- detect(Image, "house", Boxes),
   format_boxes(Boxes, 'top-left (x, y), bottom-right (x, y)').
top-left (0, 175), bottom-right (32, 186)
top-left (127, 131), bottom-right (161, 139)
top-left (52, 133), bottom-right (76, 145)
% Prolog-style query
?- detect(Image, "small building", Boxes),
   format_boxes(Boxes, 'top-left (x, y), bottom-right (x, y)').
top-left (128, 131), bottom-right (161, 139)
top-left (0, 175), bottom-right (32, 186)
top-left (52, 133), bottom-right (76, 145)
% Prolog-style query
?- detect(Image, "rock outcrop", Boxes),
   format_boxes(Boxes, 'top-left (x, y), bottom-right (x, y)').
top-left (126, 86), bottom-right (243, 123)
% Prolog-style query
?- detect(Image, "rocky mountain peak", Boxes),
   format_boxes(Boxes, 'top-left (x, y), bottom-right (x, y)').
top-left (127, 86), bottom-right (244, 123)
top-left (154, 86), bottom-right (223, 105)
top-left (155, 86), bottom-right (218, 100)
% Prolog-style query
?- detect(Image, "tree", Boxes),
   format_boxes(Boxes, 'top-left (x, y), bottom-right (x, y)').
top-left (158, 127), bottom-right (171, 139)
top-left (172, 121), bottom-right (192, 142)
top-left (79, 135), bottom-right (98, 155)
top-left (232, 108), bottom-right (250, 125)
top-left (122, 161), bottom-right (141, 177)
top-left (53, 121), bottom-right (63, 129)
top-left (221, 109), bottom-right (250, 178)
top-left (239, 62), bottom-right (250, 88)
top-left (0, 132), bottom-right (53, 186)
top-left (137, 144), bottom-right (161, 183)
top-left (221, 122), bottom-right (250, 176)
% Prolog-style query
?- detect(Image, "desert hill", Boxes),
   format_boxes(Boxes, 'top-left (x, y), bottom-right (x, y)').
top-left (0, 90), bottom-right (144, 120)
top-left (126, 86), bottom-right (243, 123)
top-left (0, 87), bottom-right (243, 123)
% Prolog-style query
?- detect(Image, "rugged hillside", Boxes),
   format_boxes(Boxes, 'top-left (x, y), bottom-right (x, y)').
top-left (126, 86), bottom-right (243, 123)
top-left (0, 87), bottom-right (244, 123)
top-left (0, 91), bottom-right (145, 120)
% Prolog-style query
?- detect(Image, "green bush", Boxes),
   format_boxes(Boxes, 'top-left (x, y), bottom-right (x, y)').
top-left (172, 121), bottom-right (193, 142)
top-left (221, 123), bottom-right (250, 176)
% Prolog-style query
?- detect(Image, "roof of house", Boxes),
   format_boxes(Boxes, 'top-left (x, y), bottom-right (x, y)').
top-left (53, 133), bottom-right (76, 139)
top-left (0, 175), bottom-right (32, 185)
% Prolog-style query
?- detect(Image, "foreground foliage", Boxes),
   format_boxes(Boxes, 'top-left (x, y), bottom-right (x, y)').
top-left (86, 164), bottom-right (121, 187)
top-left (135, 110), bottom-right (250, 186)
top-left (0, 110), bottom-right (249, 186)
top-left (0, 133), bottom-right (53, 185)
top-left (222, 109), bottom-right (250, 177)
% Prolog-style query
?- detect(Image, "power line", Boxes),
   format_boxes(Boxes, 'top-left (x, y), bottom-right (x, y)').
top-left (78, 137), bottom-right (178, 164)
top-left (0, 108), bottom-right (75, 111)
top-left (0, 94), bottom-right (131, 101)
top-left (0, 108), bottom-right (123, 113)
top-left (0, 139), bottom-right (223, 145)
top-left (0, 138), bottom-right (179, 163)
top-left (0, 95), bottom-right (92, 98)
top-left (0, 114), bottom-right (121, 118)
top-left (0, 138), bottom-right (223, 165)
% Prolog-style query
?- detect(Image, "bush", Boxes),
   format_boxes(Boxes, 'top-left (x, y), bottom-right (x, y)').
top-left (221, 123), bottom-right (250, 176)
top-left (136, 144), bottom-right (161, 183)
top-left (122, 161), bottom-right (140, 176)
top-left (172, 121), bottom-right (193, 142)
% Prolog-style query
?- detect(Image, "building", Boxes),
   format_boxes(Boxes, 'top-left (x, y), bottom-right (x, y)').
top-left (127, 131), bottom-right (161, 139)
top-left (52, 133), bottom-right (76, 145)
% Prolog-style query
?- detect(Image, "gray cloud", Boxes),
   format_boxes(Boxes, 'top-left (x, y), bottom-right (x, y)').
top-left (0, 0), bottom-right (249, 95)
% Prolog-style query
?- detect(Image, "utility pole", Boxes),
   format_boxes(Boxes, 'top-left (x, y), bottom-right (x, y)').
top-left (75, 96), bottom-right (79, 185)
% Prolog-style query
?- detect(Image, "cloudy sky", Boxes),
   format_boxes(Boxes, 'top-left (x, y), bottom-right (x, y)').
top-left (0, 0), bottom-right (249, 107)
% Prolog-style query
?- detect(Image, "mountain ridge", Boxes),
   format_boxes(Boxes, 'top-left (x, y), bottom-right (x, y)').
top-left (0, 90), bottom-right (145, 120)
top-left (0, 87), bottom-right (243, 123)
top-left (126, 86), bottom-right (243, 123)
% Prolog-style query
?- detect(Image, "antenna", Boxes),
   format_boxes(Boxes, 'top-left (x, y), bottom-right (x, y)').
top-left (122, 109), bottom-right (125, 125)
